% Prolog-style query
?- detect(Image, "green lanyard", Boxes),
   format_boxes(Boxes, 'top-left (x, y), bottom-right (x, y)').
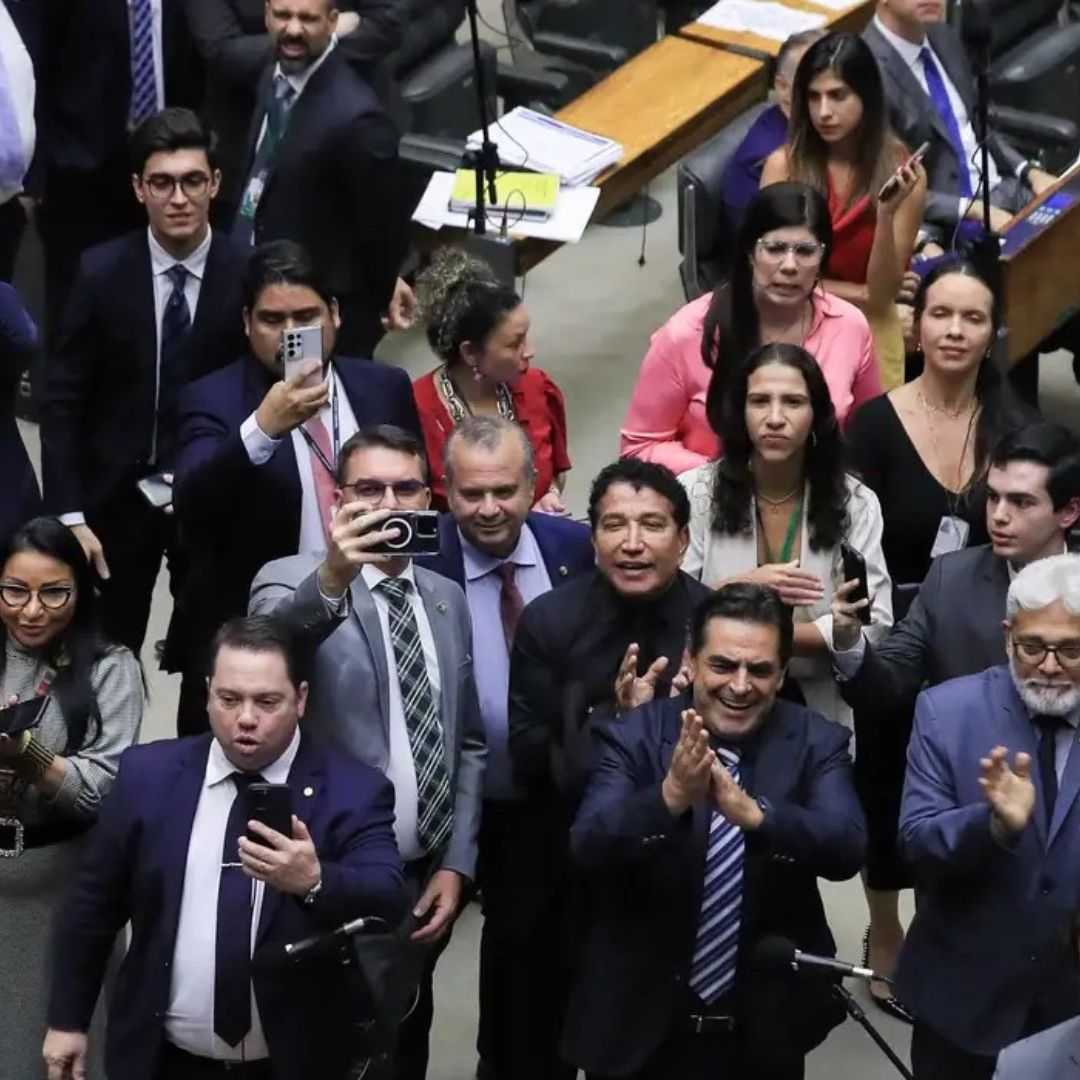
top-left (758, 498), bottom-right (803, 564)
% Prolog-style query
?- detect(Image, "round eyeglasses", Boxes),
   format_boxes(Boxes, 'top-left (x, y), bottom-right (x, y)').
top-left (0, 583), bottom-right (75, 611)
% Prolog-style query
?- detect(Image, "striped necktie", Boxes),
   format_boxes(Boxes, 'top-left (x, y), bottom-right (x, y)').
top-left (688, 747), bottom-right (745, 1004)
top-left (128, 0), bottom-right (160, 128)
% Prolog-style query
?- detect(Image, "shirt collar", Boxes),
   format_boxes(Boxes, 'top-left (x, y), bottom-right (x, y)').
top-left (873, 14), bottom-right (927, 69)
top-left (206, 726), bottom-right (301, 789)
top-left (147, 225), bottom-right (212, 281)
top-left (460, 523), bottom-right (540, 582)
top-left (274, 36), bottom-right (336, 96)
top-left (1007, 542), bottom-right (1069, 581)
top-left (361, 560), bottom-right (419, 593)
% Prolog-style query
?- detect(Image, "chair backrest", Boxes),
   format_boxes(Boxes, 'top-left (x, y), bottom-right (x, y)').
top-left (390, 0), bottom-right (468, 77)
top-left (949, 0), bottom-right (1064, 60)
top-left (515, 0), bottom-right (658, 57)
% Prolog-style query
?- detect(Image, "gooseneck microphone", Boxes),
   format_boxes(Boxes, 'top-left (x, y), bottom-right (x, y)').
top-left (753, 935), bottom-right (883, 983)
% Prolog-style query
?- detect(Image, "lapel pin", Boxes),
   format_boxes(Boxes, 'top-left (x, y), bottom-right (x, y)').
top-left (437, 602), bottom-right (447, 613)
top-left (303, 786), bottom-right (314, 798)
top-left (558, 565), bottom-right (569, 577)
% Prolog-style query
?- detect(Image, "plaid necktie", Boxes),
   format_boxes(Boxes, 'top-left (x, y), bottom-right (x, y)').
top-left (377, 577), bottom-right (453, 851)
top-left (154, 264), bottom-right (191, 464)
top-left (128, 0), bottom-right (160, 128)
top-left (919, 47), bottom-right (973, 198)
top-left (689, 747), bottom-right (744, 1004)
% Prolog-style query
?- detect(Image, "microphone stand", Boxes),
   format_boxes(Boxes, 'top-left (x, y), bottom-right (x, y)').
top-left (833, 985), bottom-right (914, 1080)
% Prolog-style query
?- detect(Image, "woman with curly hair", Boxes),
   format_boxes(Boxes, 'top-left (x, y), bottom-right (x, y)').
top-left (679, 342), bottom-right (892, 727)
top-left (412, 249), bottom-right (571, 513)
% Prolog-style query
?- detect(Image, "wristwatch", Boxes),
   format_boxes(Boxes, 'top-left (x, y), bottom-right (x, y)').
top-left (301, 877), bottom-right (323, 907)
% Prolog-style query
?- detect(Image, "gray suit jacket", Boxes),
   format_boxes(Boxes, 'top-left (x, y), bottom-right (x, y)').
top-left (995, 1016), bottom-right (1080, 1078)
top-left (863, 21), bottom-right (1026, 227)
top-left (250, 557), bottom-right (487, 880)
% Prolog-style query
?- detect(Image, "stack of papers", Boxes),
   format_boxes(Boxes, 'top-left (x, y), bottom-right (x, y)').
top-left (467, 107), bottom-right (623, 187)
top-left (449, 169), bottom-right (560, 221)
top-left (698, 0), bottom-right (826, 40)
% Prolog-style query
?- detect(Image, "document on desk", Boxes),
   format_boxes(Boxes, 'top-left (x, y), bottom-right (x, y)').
top-left (412, 171), bottom-right (602, 244)
top-left (801, 0), bottom-right (859, 10)
top-left (698, 0), bottom-right (827, 39)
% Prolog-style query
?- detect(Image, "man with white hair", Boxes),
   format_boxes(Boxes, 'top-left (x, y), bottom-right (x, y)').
top-left (895, 553), bottom-right (1080, 1079)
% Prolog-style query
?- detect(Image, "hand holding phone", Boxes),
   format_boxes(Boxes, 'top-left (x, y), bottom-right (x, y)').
top-left (839, 542), bottom-right (871, 626)
top-left (878, 141), bottom-right (929, 203)
top-left (280, 325), bottom-right (325, 389)
top-left (244, 782), bottom-right (293, 842)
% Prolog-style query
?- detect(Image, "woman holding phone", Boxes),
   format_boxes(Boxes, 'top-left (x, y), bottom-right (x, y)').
top-left (762, 32), bottom-right (927, 390)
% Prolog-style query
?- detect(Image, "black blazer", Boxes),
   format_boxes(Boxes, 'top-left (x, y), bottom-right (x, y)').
top-left (40, 229), bottom-right (248, 518)
top-left (165, 352), bottom-right (421, 671)
top-left (185, 0), bottom-right (406, 206)
top-left (563, 695), bottom-right (865, 1076)
top-left (241, 48), bottom-right (407, 355)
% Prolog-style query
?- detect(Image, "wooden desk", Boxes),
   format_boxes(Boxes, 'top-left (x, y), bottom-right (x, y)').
top-left (679, 0), bottom-right (875, 60)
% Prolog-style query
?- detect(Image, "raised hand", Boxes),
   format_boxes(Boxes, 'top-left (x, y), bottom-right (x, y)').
top-left (614, 643), bottom-right (672, 712)
top-left (979, 746), bottom-right (1036, 837)
top-left (710, 756), bottom-right (764, 831)
top-left (255, 359), bottom-right (329, 438)
top-left (317, 503), bottom-right (397, 597)
top-left (661, 709), bottom-right (715, 816)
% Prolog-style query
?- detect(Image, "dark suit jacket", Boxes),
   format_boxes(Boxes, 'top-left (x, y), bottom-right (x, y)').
top-left (241, 48), bottom-right (407, 355)
top-left (415, 511), bottom-right (595, 591)
top-left (863, 21), bottom-right (1026, 227)
top-left (166, 352), bottom-right (421, 671)
top-left (563, 695), bottom-right (865, 1076)
top-left (48, 732), bottom-right (406, 1080)
top-left (185, 0), bottom-right (406, 206)
top-left (838, 544), bottom-right (1008, 713)
top-left (897, 667), bottom-right (1080, 1055)
top-left (41, 229), bottom-right (248, 518)
top-left (0, 284), bottom-right (41, 546)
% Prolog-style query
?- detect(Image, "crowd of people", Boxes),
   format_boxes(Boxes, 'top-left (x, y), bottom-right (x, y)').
top-left (2, 1), bottom-right (1080, 1079)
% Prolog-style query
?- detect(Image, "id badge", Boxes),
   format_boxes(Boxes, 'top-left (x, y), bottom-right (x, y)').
top-left (239, 174), bottom-right (265, 219)
top-left (930, 515), bottom-right (970, 558)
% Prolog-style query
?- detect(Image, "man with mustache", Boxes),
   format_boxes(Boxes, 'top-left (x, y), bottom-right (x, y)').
top-left (896, 554), bottom-right (1080, 1078)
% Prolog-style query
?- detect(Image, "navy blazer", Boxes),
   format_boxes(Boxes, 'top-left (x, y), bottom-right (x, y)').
top-left (563, 694), bottom-right (865, 1076)
top-left (165, 352), bottom-right (420, 670)
top-left (48, 732), bottom-right (406, 1080)
top-left (0, 285), bottom-right (41, 546)
top-left (41, 229), bottom-right (248, 517)
top-left (416, 511), bottom-right (595, 589)
top-left (897, 666), bottom-right (1080, 1055)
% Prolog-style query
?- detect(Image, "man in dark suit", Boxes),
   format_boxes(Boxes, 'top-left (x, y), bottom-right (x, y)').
top-left (31, 0), bottom-right (202, 345)
top-left (42, 615), bottom-right (407, 1080)
top-left (505, 458), bottom-right (710, 1080)
top-left (416, 415), bottom-right (593, 1080)
top-left (833, 422), bottom-right (1080, 706)
top-left (231, 0), bottom-right (407, 356)
top-left (863, 0), bottom-right (1057, 236)
top-left (167, 240), bottom-right (420, 735)
top-left (897, 554), bottom-right (1080, 1078)
top-left (41, 107), bottom-right (247, 656)
top-left (564, 583), bottom-right (865, 1079)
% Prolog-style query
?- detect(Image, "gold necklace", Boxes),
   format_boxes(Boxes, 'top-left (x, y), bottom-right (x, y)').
top-left (756, 485), bottom-right (802, 514)
top-left (916, 382), bottom-right (975, 421)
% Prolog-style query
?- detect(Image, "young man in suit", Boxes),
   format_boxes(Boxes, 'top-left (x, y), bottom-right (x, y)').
top-left (415, 415), bottom-right (593, 1080)
top-left (42, 615), bottom-right (407, 1080)
top-left (41, 107), bottom-right (247, 656)
top-left (565, 583), bottom-right (865, 1079)
top-left (248, 423), bottom-right (486, 1080)
top-left (232, 0), bottom-right (407, 356)
top-left (897, 554), bottom-right (1080, 1078)
top-left (167, 240), bottom-right (420, 735)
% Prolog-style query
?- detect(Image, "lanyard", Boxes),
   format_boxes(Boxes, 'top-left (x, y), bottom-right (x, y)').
top-left (296, 369), bottom-right (340, 479)
top-left (757, 498), bottom-right (803, 565)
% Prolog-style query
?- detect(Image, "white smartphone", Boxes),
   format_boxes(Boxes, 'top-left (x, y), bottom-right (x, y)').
top-left (280, 325), bottom-right (324, 388)
top-left (878, 141), bottom-right (930, 202)
top-left (136, 473), bottom-right (173, 510)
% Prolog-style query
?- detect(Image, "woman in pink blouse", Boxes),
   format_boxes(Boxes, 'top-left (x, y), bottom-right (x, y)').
top-left (621, 182), bottom-right (882, 474)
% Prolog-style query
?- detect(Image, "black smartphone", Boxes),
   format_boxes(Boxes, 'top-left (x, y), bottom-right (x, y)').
top-left (367, 510), bottom-right (441, 557)
top-left (840, 542), bottom-right (871, 626)
top-left (244, 782), bottom-right (294, 842)
top-left (0, 697), bottom-right (46, 737)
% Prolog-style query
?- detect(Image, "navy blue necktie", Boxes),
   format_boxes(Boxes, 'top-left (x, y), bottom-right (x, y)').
top-left (919, 47), bottom-right (973, 198)
top-left (214, 771), bottom-right (264, 1048)
top-left (155, 264), bottom-right (191, 464)
top-left (1034, 715), bottom-right (1064, 825)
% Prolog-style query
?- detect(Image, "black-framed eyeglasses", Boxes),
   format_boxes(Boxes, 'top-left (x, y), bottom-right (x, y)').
top-left (1012, 638), bottom-right (1080, 670)
top-left (341, 479), bottom-right (427, 502)
top-left (142, 172), bottom-right (211, 200)
top-left (0, 583), bottom-right (75, 611)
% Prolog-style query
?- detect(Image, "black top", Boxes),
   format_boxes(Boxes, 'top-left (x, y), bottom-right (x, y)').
top-left (847, 395), bottom-right (988, 587)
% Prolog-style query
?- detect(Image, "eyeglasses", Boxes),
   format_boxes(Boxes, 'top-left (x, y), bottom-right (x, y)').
top-left (0, 583), bottom-right (75, 611)
top-left (341, 479), bottom-right (427, 502)
top-left (755, 239), bottom-right (825, 266)
top-left (1012, 638), bottom-right (1080, 670)
top-left (142, 172), bottom-right (211, 200)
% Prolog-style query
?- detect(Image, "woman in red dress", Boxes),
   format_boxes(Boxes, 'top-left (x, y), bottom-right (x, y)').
top-left (413, 248), bottom-right (571, 512)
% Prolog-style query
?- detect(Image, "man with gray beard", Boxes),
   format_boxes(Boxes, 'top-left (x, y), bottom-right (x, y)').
top-left (895, 554), bottom-right (1080, 1080)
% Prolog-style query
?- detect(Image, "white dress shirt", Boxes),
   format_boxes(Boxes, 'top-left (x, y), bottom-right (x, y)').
top-left (873, 15), bottom-right (1008, 214)
top-left (255, 38), bottom-right (337, 150)
top-left (361, 561), bottom-right (442, 863)
top-left (239, 366), bottom-right (361, 554)
top-left (165, 728), bottom-right (300, 1061)
top-left (128, 0), bottom-right (165, 119)
top-left (0, 2), bottom-right (35, 205)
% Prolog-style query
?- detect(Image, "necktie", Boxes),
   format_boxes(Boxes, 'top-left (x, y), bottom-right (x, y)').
top-left (234, 76), bottom-right (296, 247)
top-left (689, 747), bottom-right (744, 1004)
top-left (918, 47), bottom-right (973, 198)
top-left (495, 562), bottom-right (525, 652)
top-left (214, 771), bottom-right (265, 1048)
top-left (155, 265), bottom-right (191, 464)
top-left (128, 0), bottom-right (160, 128)
top-left (377, 577), bottom-right (453, 851)
top-left (304, 412), bottom-right (337, 547)
top-left (1034, 714), bottom-right (1065, 825)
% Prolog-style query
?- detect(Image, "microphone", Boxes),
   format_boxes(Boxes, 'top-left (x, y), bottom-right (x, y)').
top-left (753, 935), bottom-right (882, 983)
top-left (252, 914), bottom-right (389, 973)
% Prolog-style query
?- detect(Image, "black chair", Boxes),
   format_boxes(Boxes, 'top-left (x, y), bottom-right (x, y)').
top-left (675, 102), bottom-right (770, 301)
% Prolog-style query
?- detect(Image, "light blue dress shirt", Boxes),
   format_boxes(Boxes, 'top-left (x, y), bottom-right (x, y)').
top-left (461, 524), bottom-right (552, 799)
